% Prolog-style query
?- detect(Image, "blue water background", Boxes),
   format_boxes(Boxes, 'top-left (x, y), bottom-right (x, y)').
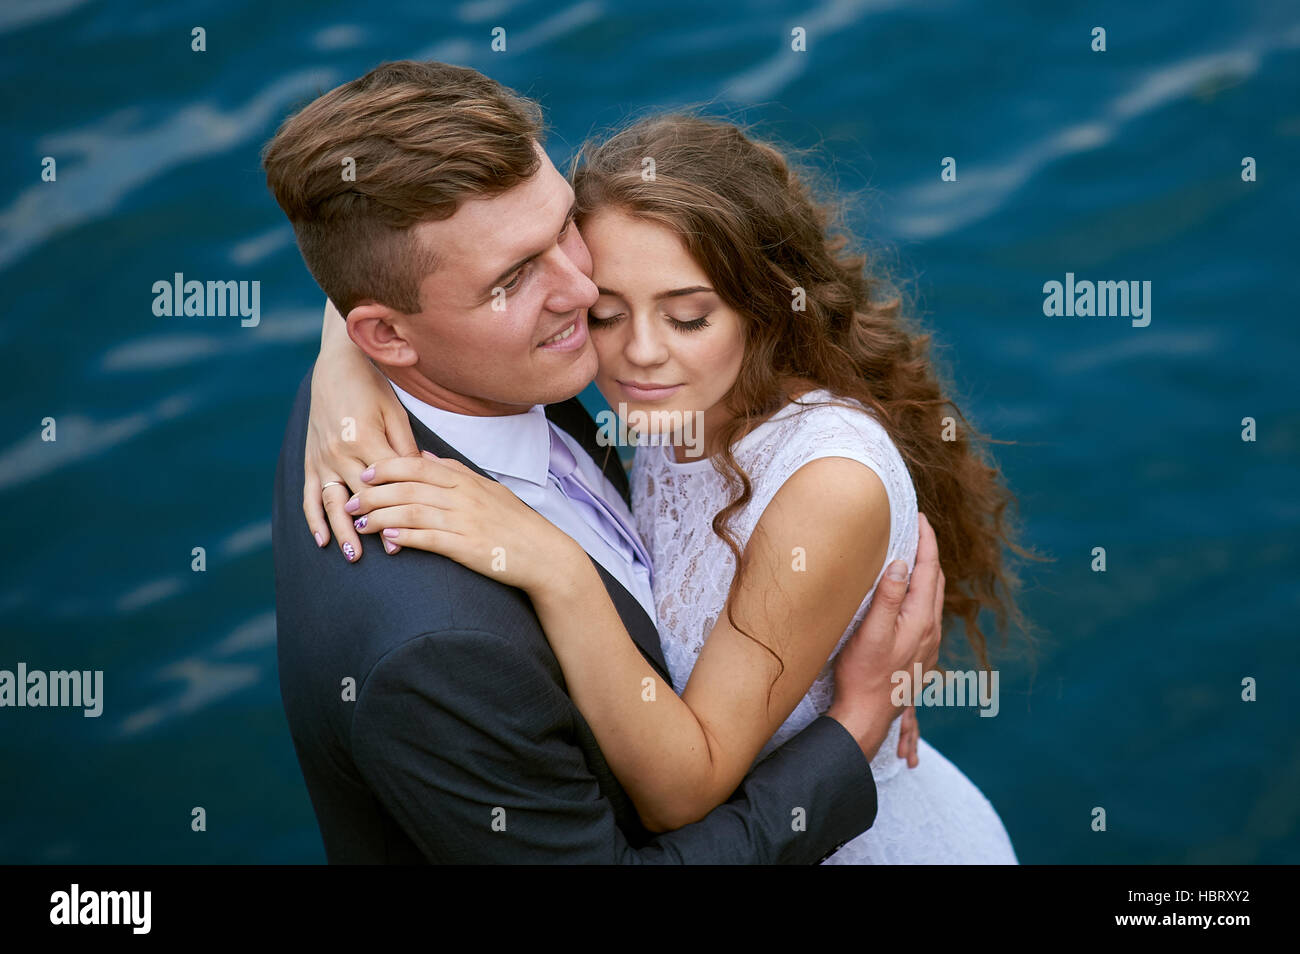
top-left (1, 0), bottom-right (1297, 863)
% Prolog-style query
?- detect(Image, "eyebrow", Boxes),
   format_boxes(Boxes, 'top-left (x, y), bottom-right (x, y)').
top-left (596, 285), bottom-right (716, 300)
top-left (484, 201), bottom-right (579, 296)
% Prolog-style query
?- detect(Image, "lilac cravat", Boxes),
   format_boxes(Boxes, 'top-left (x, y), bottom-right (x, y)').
top-left (547, 425), bottom-right (653, 579)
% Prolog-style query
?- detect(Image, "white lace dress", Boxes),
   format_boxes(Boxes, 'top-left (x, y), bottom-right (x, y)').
top-left (630, 389), bottom-right (1017, 864)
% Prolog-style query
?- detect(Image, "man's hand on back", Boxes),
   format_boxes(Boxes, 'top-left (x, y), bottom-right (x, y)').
top-left (827, 512), bottom-right (944, 762)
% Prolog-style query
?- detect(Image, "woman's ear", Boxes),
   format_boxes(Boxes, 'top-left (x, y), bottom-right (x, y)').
top-left (346, 302), bottom-right (418, 368)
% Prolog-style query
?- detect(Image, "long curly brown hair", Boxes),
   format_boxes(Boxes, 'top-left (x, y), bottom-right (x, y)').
top-left (571, 113), bottom-right (1046, 677)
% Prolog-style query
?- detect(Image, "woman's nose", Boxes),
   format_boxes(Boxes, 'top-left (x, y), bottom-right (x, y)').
top-left (623, 316), bottom-right (669, 366)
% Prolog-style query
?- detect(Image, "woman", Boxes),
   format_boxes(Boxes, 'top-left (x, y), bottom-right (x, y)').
top-left (302, 114), bottom-right (1035, 862)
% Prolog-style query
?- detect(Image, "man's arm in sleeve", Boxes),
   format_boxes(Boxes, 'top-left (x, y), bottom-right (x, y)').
top-left (350, 628), bottom-right (876, 864)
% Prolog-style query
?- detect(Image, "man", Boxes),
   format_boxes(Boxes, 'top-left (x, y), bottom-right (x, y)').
top-left (265, 60), bottom-right (942, 863)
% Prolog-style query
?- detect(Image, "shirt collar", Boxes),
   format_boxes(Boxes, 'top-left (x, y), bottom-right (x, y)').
top-left (388, 379), bottom-right (552, 487)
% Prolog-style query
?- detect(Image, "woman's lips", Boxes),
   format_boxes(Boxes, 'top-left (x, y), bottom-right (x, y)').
top-left (619, 380), bottom-right (683, 401)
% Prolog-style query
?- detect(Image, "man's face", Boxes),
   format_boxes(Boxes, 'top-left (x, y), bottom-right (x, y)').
top-left (387, 144), bottom-right (599, 414)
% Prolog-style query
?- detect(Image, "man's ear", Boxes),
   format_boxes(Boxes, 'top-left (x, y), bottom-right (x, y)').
top-left (346, 302), bottom-right (418, 367)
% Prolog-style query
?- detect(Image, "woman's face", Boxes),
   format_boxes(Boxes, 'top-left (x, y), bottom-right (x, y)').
top-left (581, 208), bottom-right (746, 455)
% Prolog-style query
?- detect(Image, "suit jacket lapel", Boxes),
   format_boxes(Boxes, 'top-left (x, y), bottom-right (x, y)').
top-left (401, 402), bottom-right (671, 683)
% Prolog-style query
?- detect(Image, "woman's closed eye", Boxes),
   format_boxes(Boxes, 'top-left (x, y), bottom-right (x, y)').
top-left (588, 311), bottom-right (712, 332)
top-left (667, 313), bottom-right (711, 332)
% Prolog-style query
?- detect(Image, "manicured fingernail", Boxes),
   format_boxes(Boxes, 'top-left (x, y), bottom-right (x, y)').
top-left (421, 450), bottom-right (438, 459)
top-left (342, 542), bottom-right (357, 562)
top-left (382, 538), bottom-right (400, 555)
top-left (383, 528), bottom-right (400, 539)
top-left (314, 531), bottom-right (324, 547)
top-left (886, 560), bottom-right (908, 581)
top-left (354, 516), bottom-right (367, 531)
top-left (345, 496), bottom-right (360, 514)
top-left (360, 466), bottom-right (374, 482)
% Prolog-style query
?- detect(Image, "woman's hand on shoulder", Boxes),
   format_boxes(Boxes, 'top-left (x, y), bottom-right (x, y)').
top-left (304, 300), bottom-right (419, 561)
top-left (346, 451), bottom-right (588, 592)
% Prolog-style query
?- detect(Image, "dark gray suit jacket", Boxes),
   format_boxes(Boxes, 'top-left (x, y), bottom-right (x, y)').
top-left (274, 368), bottom-right (876, 863)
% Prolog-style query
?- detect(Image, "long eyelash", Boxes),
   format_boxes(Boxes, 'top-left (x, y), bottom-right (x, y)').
top-left (588, 314), bottom-right (710, 332)
top-left (674, 317), bottom-right (711, 333)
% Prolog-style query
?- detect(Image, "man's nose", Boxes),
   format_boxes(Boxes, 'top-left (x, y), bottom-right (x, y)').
top-left (546, 248), bottom-right (599, 313)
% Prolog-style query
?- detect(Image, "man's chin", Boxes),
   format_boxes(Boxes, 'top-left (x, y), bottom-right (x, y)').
top-left (537, 342), bottom-right (599, 403)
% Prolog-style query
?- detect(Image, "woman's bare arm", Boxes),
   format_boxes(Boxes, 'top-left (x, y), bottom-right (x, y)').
top-left (525, 456), bottom-right (893, 831)
top-left (304, 300), bottom-right (418, 559)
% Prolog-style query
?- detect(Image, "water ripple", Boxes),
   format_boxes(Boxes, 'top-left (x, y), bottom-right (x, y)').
top-left (722, 0), bottom-right (903, 103)
top-left (414, 0), bottom-right (602, 61)
top-left (230, 225), bottom-right (294, 266)
top-left (0, 392), bottom-right (198, 493)
top-left (0, 68), bottom-right (338, 271)
top-left (458, 0), bottom-right (519, 25)
top-left (311, 24), bottom-right (368, 52)
top-left (99, 308), bottom-right (323, 373)
top-left (1054, 330), bottom-right (1221, 376)
top-left (116, 609), bottom-right (276, 737)
top-left (0, 0), bottom-right (90, 34)
top-left (118, 658), bottom-right (262, 737)
top-left (890, 44), bottom-right (1274, 240)
top-left (112, 522), bottom-right (272, 616)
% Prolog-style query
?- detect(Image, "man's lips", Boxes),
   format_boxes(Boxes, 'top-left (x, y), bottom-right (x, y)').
top-left (537, 316), bottom-right (588, 352)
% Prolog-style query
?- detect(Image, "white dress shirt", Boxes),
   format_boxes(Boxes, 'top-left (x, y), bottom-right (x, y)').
top-left (389, 381), bottom-right (658, 626)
